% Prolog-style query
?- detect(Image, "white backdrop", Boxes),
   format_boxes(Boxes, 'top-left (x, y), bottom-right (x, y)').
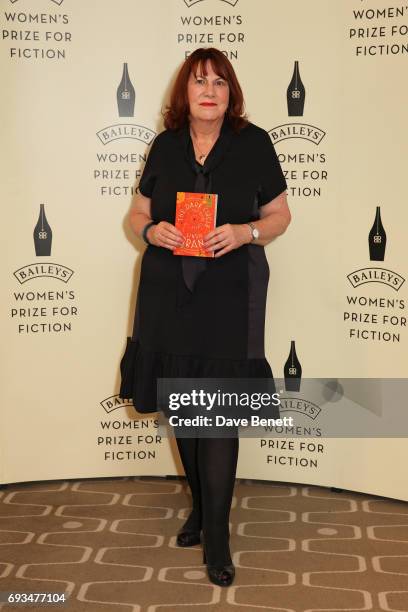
top-left (1, 0), bottom-right (407, 501)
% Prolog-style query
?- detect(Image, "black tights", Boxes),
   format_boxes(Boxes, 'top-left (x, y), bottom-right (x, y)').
top-left (175, 435), bottom-right (239, 565)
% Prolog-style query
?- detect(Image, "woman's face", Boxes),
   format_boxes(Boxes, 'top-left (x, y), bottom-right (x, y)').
top-left (187, 60), bottom-right (230, 124)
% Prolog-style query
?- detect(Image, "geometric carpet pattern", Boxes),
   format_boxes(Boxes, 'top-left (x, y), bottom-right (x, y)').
top-left (0, 477), bottom-right (407, 611)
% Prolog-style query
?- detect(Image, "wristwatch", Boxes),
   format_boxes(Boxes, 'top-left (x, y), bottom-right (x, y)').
top-left (247, 222), bottom-right (260, 242)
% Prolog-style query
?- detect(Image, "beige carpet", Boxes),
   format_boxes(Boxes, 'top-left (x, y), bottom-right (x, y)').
top-left (0, 476), bottom-right (407, 611)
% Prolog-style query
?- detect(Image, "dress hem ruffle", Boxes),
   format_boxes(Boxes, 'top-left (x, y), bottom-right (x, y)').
top-left (119, 338), bottom-right (273, 414)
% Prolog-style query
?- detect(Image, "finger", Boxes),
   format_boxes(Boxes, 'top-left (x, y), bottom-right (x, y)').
top-left (163, 222), bottom-right (184, 239)
top-left (157, 233), bottom-right (180, 247)
top-left (214, 245), bottom-right (232, 258)
top-left (203, 227), bottom-right (224, 241)
top-left (158, 238), bottom-right (179, 249)
top-left (203, 231), bottom-right (226, 246)
top-left (207, 237), bottom-right (230, 251)
top-left (160, 232), bottom-right (183, 247)
top-left (203, 230), bottom-right (218, 241)
top-left (158, 238), bottom-right (176, 250)
top-left (161, 228), bottom-right (183, 242)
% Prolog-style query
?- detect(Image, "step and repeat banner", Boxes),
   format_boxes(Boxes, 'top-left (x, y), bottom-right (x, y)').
top-left (1, 0), bottom-right (407, 500)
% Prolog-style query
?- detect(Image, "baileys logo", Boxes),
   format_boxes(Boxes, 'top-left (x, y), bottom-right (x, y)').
top-left (96, 62), bottom-right (156, 146)
top-left (347, 207), bottom-right (405, 291)
top-left (14, 264), bottom-right (73, 284)
top-left (101, 395), bottom-right (134, 414)
top-left (12, 205), bottom-right (74, 284)
top-left (269, 60), bottom-right (326, 145)
top-left (279, 340), bottom-right (322, 422)
top-left (10, 204), bottom-right (78, 337)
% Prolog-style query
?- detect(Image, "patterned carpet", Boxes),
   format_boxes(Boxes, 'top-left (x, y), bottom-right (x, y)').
top-left (0, 476), bottom-right (407, 611)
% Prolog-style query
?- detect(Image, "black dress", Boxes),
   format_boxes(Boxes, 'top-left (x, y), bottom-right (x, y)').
top-left (120, 118), bottom-right (287, 413)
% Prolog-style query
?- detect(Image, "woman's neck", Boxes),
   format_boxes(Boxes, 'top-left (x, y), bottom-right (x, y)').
top-left (189, 117), bottom-right (224, 141)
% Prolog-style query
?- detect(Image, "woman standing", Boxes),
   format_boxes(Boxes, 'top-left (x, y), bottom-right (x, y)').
top-left (121, 48), bottom-right (291, 587)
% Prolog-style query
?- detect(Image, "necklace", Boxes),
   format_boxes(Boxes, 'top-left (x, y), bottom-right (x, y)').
top-left (191, 132), bottom-right (217, 164)
top-left (193, 139), bottom-right (210, 163)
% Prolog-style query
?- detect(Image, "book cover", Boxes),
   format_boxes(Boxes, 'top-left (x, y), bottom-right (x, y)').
top-left (173, 191), bottom-right (218, 257)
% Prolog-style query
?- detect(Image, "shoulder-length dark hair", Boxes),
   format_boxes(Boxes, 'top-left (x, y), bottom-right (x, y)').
top-left (163, 48), bottom-right (248, 132)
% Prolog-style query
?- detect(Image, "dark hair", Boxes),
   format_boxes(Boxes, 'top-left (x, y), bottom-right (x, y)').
top-left (163, 48), bottom-right (248, 132)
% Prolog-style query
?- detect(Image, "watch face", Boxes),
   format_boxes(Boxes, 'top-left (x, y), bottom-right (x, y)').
top-left (253, 228), bottom-right (260, 239)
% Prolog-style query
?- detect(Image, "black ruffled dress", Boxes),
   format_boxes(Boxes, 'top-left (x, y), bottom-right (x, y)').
top-left (120, 118), bottom-right (287, 413)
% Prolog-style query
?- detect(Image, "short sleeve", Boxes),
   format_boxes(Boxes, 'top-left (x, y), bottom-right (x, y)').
top-left (256, 130), bottom-right (287, 207)
top-left (138, 134), bottom-right (161, 197)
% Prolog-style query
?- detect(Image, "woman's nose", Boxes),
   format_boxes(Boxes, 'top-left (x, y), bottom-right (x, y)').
top-left (204, 82), bottom-right (215, 96)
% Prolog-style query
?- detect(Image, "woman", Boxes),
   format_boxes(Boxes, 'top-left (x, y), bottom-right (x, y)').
top-left (120, 48), bottom-right (291, 587)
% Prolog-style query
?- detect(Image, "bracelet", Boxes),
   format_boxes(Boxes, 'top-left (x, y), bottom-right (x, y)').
top-left (142, 221), bottom-right (155, 245)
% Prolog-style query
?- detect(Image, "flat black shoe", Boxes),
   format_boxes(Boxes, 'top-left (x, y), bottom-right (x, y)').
top-left (176, 530), bottom-right (201, 547)
top-left (203, 550), bottom-right (235, 587)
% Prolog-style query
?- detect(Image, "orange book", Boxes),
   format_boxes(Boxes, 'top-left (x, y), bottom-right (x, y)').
top-left (173, 191), bottom-right (218, 257)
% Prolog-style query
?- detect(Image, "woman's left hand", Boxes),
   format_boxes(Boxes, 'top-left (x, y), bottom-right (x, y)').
top-left (203, 224), bottom-right (251, 258)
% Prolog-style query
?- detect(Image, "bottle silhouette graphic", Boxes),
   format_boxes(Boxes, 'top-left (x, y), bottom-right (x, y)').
top-left (117, 63), bottom-right (135, 117)
top-left (368, 206), bottom-right (387, 261)
top-left (287, 61), bottom-right (305, 116)
top-left (284, 340), bottom-right (302, 392)
top-left (33, 204), bottom-right (52, 256)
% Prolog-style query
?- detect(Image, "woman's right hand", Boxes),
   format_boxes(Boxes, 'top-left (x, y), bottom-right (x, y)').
top-left (147, 221), bottom-right (184, 250)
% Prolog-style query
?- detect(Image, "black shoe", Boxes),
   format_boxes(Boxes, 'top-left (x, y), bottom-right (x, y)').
top-left (176, 529), bottom-right (201, 547)
top-left (202, 550), bottom-right (235, 587)
top-left (177, 510), bottom-right (201, 547)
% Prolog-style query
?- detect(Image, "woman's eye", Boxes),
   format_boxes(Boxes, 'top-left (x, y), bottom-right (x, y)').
top-left (216, 80), bottom-right (226, 86)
